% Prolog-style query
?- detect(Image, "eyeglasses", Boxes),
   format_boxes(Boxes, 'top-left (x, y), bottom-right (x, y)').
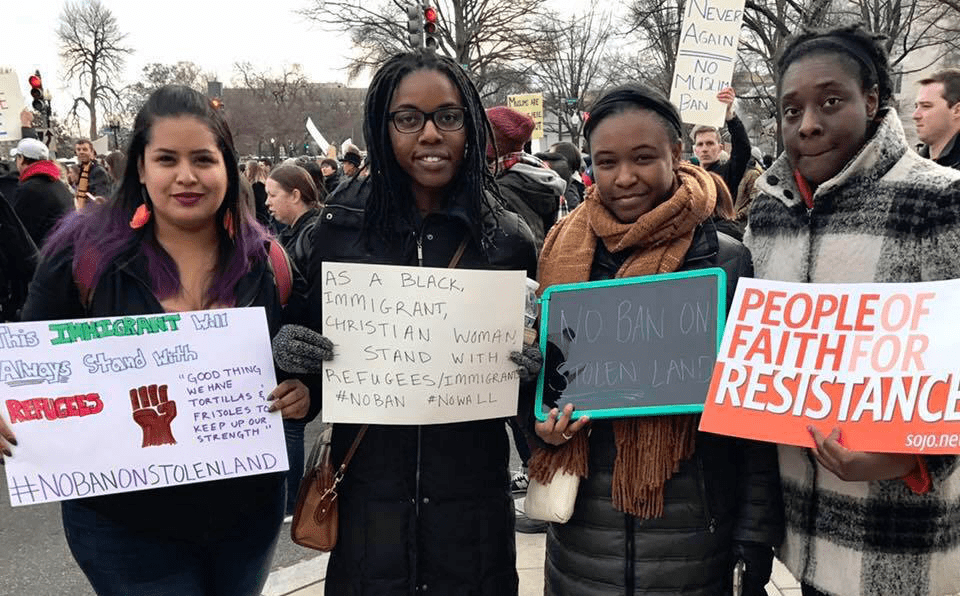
top-left (389, 107), bottom-right (466, 134)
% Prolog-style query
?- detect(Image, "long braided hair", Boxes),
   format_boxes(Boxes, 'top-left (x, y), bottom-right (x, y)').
top-left (362, 51), bottom-right (502, 245)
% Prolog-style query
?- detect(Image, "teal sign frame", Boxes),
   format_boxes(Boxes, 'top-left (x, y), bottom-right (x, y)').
top-left (534, 268), bottom-right (727, 421)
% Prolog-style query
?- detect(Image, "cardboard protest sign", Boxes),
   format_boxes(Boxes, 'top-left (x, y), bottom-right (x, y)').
top-left (1, 308), bottom-right (288, 507)
top-left (306, 117), bottom-right (330, 154)
top-left (535, 269), bottom-right (726, 420)
top-left (321, 263), bottom-right (526, 424)
top-left (0, 69), bottom-right (26, 142)
top-left (507, 93), bottom-right (544, 140)
top-left (669, 0), bottom-right (745, 127)
top-left (700, 278), bottom-right (960, 454)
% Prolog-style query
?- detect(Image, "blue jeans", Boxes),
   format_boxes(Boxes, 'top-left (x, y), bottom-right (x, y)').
top-left (284, 418), bottom-right (307, 514)
top-left (61, 495), bottom-right (283, 596)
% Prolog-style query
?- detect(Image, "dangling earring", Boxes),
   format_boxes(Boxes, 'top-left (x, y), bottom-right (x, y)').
top-left (130, 185), bottom-right (152, 229)
top-left (223, 210), bottom-right (236, 239)
top-left (130, 204), bottom-right (151, 229)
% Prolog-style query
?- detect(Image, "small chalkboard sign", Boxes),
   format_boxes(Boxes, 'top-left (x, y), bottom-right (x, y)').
top-left (535, 268), bottom-right (726, 420)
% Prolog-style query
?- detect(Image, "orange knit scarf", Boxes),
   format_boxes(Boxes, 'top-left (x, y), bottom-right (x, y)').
top-left (528, 163), bottom-right (725, 519)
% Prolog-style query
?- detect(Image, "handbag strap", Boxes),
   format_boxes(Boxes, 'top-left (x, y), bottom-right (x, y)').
top-left (331, 234), bottom-right (469, 479)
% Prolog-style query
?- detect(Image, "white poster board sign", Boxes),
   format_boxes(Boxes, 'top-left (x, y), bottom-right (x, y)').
top-left (0, 69), bottom-right (26, 142)
top-left (306, 117), bottom-right (330, 154)
top-left (2, 307), bottom-right (288, 507)
top-left (507, 93), bottom-right (544, 140)
top-left (321, 263), bottom-right (526, 424)
top-left (669, 0), bottom-right (746, 127)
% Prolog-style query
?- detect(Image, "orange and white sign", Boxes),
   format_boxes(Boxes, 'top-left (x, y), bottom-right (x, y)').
top-left (700, 278), bottom-right (960, 454)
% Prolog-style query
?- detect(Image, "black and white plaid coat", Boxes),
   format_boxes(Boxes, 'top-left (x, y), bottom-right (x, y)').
top-left (745, 109), bottom-right (960, 595)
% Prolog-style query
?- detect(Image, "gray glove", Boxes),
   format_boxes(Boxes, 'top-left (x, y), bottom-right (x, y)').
top-left (272, 324), bottom-right (334, 373)
top-left (510, 345), bottom-right (543, 384)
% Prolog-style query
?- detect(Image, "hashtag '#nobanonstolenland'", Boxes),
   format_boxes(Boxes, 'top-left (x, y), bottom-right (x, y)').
top-left (8, 475), bottom-right (39, 504)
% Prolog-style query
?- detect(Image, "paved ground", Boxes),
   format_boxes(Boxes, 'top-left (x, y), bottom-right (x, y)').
top-left (264, 531), bottom-right (803, 596)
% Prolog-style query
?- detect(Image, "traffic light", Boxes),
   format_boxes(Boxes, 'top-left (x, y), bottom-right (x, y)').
top-left (28, 71), bottom-right (45, 112)
top-left (423, 4), bottom-right (439, 51)
top-left (406, 3), bottom-right (423, 49)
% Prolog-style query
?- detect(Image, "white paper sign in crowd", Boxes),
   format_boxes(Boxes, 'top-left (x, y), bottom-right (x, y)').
top-left (321, 263), bottom-right (527, 425)
top-left (0, 68), bottom-right (26, 142)
top-left (669, 0), bottom-right (746, 127)
top-left (1, 307), bottom-right (288, 507)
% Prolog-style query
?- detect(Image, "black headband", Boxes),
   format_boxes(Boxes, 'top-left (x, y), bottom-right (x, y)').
top-left (585, 85), bottom-right (683, 141)
top-left (783, 35), bottom-right (878, 86)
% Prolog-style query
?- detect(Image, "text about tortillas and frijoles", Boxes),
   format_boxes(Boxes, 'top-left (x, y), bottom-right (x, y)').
top-left (320, 262), bottom-right (526, 425)
top-left (700, 278), bottom-right (960, 453)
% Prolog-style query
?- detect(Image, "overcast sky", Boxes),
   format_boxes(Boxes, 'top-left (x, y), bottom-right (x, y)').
top-left (5, 0), bottom-right (595, 132)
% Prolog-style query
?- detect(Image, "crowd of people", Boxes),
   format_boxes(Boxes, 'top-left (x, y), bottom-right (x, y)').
top-left (1, 20), bottom-right (959, 596)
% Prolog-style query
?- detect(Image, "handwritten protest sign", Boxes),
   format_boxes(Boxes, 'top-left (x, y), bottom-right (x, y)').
top-left (507, 93), bottom-right (544, 140)
top-left (669, 0), bottom-right (745, 127)
top-left (535, 269), bottom-right (726, 420)
top-left (1, 308), bottom-right (287, 507)
top-left (0, 69), bottom-right (26, 142)
top-left (700, 278), bottom-right (960, 454)
top-left (321, 263), bottom-right (526, 424)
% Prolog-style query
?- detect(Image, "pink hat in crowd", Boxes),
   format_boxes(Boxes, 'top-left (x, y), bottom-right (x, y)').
top-left (485, 106), bottom-right (534, 160)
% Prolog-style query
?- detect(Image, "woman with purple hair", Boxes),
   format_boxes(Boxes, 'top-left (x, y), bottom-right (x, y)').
top-left (0, 85), bottom-right (310, 596)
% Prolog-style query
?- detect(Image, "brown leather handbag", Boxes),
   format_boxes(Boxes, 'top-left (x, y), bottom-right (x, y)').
top-left (290, 236), bottom-right (470, 551)
top-left (291, 423), bottom-right (367, 551)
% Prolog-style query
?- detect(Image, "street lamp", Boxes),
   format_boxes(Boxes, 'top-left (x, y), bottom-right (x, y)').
top-left (107, 114), bottom-right (121, 151)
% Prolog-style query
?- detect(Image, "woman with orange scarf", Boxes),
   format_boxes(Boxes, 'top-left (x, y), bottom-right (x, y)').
top-left (528, 84), bottom-right (784, 596)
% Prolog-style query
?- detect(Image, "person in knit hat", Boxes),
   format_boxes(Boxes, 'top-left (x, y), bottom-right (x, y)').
top-left (526, 83), bottom-right (782, 595)
top-left (486, 106), bottom-right (565, 249)
top-left (10, 138), bottom-right (74, 246)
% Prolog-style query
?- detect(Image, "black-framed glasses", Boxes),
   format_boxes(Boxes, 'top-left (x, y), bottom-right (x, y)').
top-left (389, 107), bottom-right (466, 134)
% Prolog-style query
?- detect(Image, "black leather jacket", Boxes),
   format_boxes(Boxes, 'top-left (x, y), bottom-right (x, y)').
top-left (300, 177), bottom-right (537, 595)
top-left (541, 223), bottom-right (784, 596)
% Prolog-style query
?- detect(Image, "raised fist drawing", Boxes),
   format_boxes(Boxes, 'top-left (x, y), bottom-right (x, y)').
top-left (130, 384), bottom-right (178, 447)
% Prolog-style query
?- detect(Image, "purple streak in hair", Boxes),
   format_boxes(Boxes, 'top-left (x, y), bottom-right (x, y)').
top-left (43, 203), bottom-right (271, 307)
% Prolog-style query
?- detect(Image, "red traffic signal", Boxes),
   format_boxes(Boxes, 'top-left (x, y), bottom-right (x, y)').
top-left (28, 72), bottom-right (45, 111)
top-left (423, 6), bottom-right (438, 32)
top-left (423, 5), bottom-right (438, 49)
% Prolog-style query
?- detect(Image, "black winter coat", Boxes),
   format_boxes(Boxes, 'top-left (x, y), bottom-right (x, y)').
top-left (918, 131), bottom-right (960, 170)
top-left (277, 208), bottom-right (320, 276)
top-left (12, 164), bottom-right (74, 246)
top-left (542, 223), bottom-right (784, 596)
top-left (705, 115), bottom-right (751, 202)
top-left (20, 240), bottom-right (289, 538)
top-left (496, 161), bottom-right (566, 250)
top-left (301, 177), bottom-right (537, 596)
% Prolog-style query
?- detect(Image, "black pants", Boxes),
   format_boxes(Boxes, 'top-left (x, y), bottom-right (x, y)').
top-left (802, 584), bottom-right (829, 596)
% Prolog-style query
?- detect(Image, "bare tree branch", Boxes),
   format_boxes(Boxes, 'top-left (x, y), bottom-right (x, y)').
top-left (57, 0), bottom-right (132, 138)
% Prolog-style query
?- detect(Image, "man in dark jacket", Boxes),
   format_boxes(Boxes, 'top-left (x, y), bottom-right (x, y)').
top-left (913, 68), bottom-right (960, 169)
top-left (692, 86), bottom-right (751, 202)
top-left (10, 138), bottom-right (74, 246)
top-left (319, 157), bottom-right (342, 196)
top-left (486, 106), bottom-right (566, 249)
top-left (74, 138), bottom-right (112, 206)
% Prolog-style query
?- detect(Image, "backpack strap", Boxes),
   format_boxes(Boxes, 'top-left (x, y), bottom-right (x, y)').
top-left (268, 240), bottom-right (293, 307)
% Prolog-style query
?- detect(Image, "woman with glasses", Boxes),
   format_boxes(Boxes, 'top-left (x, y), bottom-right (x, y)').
top-left (273, 51), bottom-right (536, 595)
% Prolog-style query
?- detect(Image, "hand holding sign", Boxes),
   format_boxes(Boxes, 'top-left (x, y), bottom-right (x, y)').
top-left (717, 87), bottom-right (736, 120)
top-left (0, 416), bottom-right (16, 462)
top-left (272, 324), bottom-right (335, 373)
top-left (535, 404), bottom-right (590, 446)
top-left (808, 426), bottom-right (917, 482)
top-left (267, 379), bottom-right (310, 419)
top-left (130, 384), bottom-right (177, 447)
